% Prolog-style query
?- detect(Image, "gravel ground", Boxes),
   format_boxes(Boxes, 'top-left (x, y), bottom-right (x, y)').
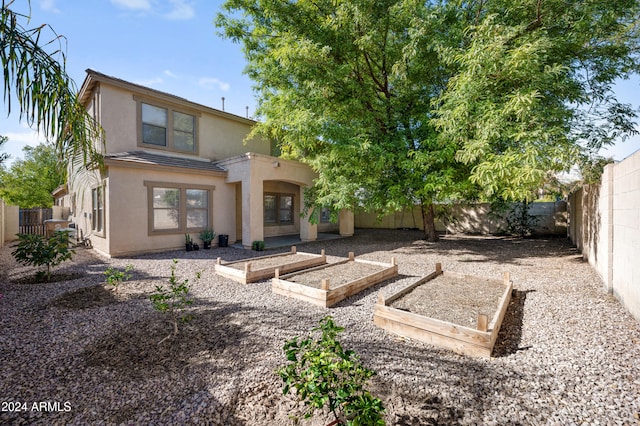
top-left (1, 229), bottom-right (639, 425)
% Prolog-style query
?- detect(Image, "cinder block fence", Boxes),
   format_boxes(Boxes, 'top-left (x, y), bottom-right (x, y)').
top-left (568, 150), bottom-right (640, 322)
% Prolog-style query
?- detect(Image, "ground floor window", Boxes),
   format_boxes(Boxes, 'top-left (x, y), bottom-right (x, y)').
top-left (264, 193), bottom-right (294, 225)
top-left (145, 181), bottom-right (214, 234)
top-left (92, 186), bottom-right (104, 233)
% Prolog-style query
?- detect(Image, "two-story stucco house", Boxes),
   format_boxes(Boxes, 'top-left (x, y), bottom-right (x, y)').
top-left (58, 70), bottom-right (353, 257)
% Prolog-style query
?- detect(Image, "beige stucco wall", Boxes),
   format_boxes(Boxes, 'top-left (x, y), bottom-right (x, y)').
top-left (103, 166), bottom-right (234, 257)
top-left (93, 84), bottom-right (133, 155)
top-left (96, 83), bottom-right (271, 160)
top-left (1, 201), bottom-right (19, 246)
top-left (69, 72), bottom-right (343, 256)
top-left (219, 153), bottom-right (321, 246)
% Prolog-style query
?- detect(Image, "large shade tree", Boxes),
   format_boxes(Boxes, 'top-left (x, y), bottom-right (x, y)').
top-left (435, 0), bottom-right (640, 201)
top-left (1, 0), bottom-right (102, 167)
top-left (217, 0), bottom-right (639, 241)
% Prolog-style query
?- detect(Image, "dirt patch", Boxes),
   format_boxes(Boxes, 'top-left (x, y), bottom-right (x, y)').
top-left (390, 274), bottom-right (507, 328)
top-left (287, 261), bottom-right (385, 288)
top-left (227, 253), bottom-right (318, 270)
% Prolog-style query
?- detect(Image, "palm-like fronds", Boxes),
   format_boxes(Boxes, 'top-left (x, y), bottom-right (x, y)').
top-left (1, 0), bottom-right (103, 167)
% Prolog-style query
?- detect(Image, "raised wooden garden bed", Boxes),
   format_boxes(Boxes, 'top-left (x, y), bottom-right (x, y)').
top-left (214, 246), bottom-right (326, 284)
top-left (373, 263), bottom-right (512, 358)
top-left (271, 252), bottom-right (398, 307)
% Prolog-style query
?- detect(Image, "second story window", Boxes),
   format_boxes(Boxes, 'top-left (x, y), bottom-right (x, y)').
top-left (142, 103), bottom-right (168, 146)
top-left (139, 101), bottom-right (197, 153)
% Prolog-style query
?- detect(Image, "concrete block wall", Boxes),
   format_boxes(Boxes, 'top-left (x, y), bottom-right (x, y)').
top-left (569, 150), bottom-right (640, 322)
top-left (355, 202), bottom-right (567, 236)
top-left (611, 153), bottom-right (640, 321)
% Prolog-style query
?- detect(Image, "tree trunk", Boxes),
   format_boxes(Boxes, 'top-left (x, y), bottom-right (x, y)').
top-left (421, 202), bottom-right (439, 242)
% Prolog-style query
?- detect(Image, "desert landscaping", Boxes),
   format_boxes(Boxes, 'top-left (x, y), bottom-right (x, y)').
top-left (1, 229), bottom-right (639, 425)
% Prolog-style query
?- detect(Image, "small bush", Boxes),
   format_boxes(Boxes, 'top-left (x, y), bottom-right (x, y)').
top-left (490, 200), bottom-right (539, 237)
top-left (150, 259), bottom-right (200, 343)
top-left (104, 264), bottom-right (134, 292)
top-left (12, 231), bottom-right (74, 282)
top-left (277, 316), bottom-right (385, 425)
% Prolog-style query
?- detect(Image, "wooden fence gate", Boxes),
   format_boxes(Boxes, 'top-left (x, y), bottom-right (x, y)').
top-left (19, 208), bottom-right (52, 235)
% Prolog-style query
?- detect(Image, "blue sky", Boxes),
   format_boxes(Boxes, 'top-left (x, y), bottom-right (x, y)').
top-left (1, 0), bottom-right (639, 166)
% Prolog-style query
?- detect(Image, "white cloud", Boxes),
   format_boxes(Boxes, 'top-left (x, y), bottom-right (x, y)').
top-left (199, 78), bottom-right (230, 92)
top-left (164, 0), bottom-right (194, 20)
top-left (110, 0), bottom-right (152, 11)
top-left (39, 0), bottom-right (61, 13)
top-left (1, 129), bottom-right (47, 167)
top-left (109, 0), bottom-right (194, 20)
top-left (163, 70), bottom-right (178, 78)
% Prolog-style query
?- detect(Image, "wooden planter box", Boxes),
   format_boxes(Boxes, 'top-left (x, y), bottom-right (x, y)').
top-left (215, 246), bottom-right (327, 284)
top-left (272, 252), bottom-right (398, 307)
top-left (373, 263), bottom-right (512, 358)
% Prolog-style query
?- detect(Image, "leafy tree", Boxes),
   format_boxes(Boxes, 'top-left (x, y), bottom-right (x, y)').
top-left (217, 0), bottom-right (640, 242)
top-left (578, 156), bottom-right (616, 185)
top-left (1, 0), bottom-right (103, 166)
top-left (217, 0), bottom-right (469, 241)
top-left (0, 143), bottom-right (65, 207)
top-left (0, 134), bottom-right (9, 165)
top-left (12, 231), bottom-right (74, 282)
top-left (435, 0), bottom-right (640, 201)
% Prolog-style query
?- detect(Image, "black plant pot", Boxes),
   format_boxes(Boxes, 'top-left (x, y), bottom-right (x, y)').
top-left (186, 242), bottom-right (194, 252)
top-left (203, 241), bottom-right (211, 249)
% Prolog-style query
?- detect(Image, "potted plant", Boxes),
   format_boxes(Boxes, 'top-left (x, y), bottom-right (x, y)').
top-left (185, 234), bottom-right (194, 251)
top-left (252, 240), bottom-right (265, 251)
top-left (199, 228), bottom-right (215, 249)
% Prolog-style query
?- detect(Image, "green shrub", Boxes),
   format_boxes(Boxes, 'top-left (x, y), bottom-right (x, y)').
top-left (11, 231), bottom-right (74, 281)
top-left (277, 316), bottom-right (385, 425)
top-left (490, 199), bottom-right (539, 237)
top-left (504, 201), bottom-right (539, 237)
top-left (104, 264), bottom-right (134, 292)
top-left (150, 259), bottom-right (200, 343)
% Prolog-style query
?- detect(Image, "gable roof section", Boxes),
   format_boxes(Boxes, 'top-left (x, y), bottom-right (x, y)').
top-left (78, 69), bottom-right (256, 126)
top-left (104, 151), bottom-right (227, 176)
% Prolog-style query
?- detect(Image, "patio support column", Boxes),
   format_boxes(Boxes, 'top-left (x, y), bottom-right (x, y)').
top-left (242, 175), bottom-right (264, 248)
top-left (339, 209), bottom-right (354, 236)
top-left (299, 186), bottom-right (317, 242)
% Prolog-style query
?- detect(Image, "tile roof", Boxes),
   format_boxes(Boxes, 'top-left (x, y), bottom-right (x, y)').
top-left (104, 151), bottom-right (227, 173)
